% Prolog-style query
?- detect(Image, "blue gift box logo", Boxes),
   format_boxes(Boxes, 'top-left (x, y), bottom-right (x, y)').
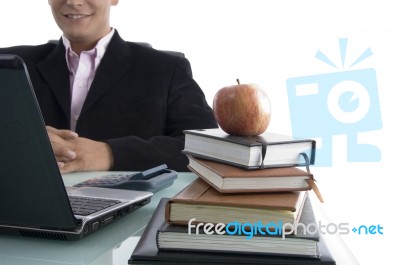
top-left (286, 39), bottom-right (382, 166)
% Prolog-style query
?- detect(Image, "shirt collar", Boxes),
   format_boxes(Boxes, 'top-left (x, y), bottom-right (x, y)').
top-left (62, 28), bottom-right (115, 72)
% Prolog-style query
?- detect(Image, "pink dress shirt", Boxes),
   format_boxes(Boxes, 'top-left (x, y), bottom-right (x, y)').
top-left (62, 29), bottom-right (115, 131)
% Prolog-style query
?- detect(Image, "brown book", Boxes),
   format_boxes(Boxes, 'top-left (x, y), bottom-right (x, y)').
top-left (165, 178), bottom-right (307, 226)
top-left (158, 197), bottom-right (320, 258)
top-left (187, 155), bottom-right (313, 193)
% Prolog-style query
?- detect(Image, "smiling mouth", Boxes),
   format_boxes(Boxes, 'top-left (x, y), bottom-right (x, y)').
top-left (65, 14), bottom-right (90, 19)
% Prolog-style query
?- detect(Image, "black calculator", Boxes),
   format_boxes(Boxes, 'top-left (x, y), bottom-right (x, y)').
top-left (73, 164), bottom-right (177, 193)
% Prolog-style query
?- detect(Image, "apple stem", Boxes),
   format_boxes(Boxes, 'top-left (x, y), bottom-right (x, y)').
top-left (236, 78), bottom-right (240, 85)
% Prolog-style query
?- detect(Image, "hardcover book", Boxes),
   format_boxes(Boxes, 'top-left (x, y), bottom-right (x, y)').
top-left (129, 198), bottom-right (336, 265)
top-left (187, 155), bottom-right (314, 193)
top-left (165, 178), bottom-right (307, 226)
top-left (182, 128), bottom-right (316, 169)
top-left (158, 195), bottom-right (319, 258)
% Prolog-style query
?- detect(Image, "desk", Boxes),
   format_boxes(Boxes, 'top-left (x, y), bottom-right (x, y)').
top-left (0, 172), bottom-right (358, 265)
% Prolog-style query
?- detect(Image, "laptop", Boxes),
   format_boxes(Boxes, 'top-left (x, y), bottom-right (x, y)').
top-left (0, 54), bottom-right (153, 241)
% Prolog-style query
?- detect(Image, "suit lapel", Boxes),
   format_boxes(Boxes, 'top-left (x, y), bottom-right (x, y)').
top-left (36, 31), bottom-right (137, 123)
top-left (80, 31), bottom-right (136, 115)
top-left (36, 41), bottom-right (71, 119)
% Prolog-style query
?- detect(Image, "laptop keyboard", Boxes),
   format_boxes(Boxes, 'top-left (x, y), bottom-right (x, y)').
top-left (68, 196), bottom-right (121, 216)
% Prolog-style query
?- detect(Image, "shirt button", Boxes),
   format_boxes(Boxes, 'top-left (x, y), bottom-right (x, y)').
top-left (75, 116), bottom-right (79, 121)
top-left (79, 81), bottom-right (85, 88)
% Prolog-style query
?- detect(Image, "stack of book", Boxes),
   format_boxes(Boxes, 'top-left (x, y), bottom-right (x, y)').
top-left (181, 128), bottom-right (323, 201)
top-left (129, 128), bottom-right (335, 265)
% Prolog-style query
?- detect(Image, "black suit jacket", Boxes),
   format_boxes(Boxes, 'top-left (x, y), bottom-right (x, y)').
top-left (0, 31), bottom-right (218, 171)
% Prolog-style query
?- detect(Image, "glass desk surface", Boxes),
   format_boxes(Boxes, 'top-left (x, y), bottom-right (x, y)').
top-left (0, 172), bottom-right (359, 265)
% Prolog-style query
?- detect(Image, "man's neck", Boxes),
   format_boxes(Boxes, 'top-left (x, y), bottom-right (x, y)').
top-left (70, 41), bottom-right (98, 55)
top-left (66, 28), bottom-right (114, 55)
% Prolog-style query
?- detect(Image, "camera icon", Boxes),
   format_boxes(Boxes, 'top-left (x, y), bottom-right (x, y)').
top-left (287, 67), bottom-right (382, 166)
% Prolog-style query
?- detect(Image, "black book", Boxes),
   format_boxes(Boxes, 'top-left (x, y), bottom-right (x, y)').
top-left (129, 198), bottom-right (336, 265)
top-left (182, 129), bottom-right (316, 169)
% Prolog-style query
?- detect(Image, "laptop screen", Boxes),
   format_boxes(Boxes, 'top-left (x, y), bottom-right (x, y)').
top-left (0, 55), bottom-right (78, 230)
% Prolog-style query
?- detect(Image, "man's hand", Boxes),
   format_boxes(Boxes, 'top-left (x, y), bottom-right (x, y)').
top-left (47, 126), bottom-right (78, 165)
top-left (59, 137), bottom-right (114, 173)
top-left (46, 126), bottom-right (114, 173)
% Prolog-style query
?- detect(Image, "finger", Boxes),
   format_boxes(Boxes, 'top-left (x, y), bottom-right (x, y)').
top-left (46, 126), bottom-right (78, 139)
top-left (46, 125), bottom-right (57, 132)
top-left (57, 161), bottom-right (65, 170)
top-left (55, 154), bottom-right (75, 163)
top-left (58, 161), bottom-right (79, 175)
top-left (54, 148), bottom-right (77, 160)
top-left (48, 133), bottom-right (77, 160)
top-left (60, 160), bottom-right (80, 174)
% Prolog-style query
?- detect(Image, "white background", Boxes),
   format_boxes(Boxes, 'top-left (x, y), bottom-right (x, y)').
top-left (1, 1), bottom-right (398, 264)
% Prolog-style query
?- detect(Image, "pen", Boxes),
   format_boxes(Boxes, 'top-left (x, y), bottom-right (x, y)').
top-left (128, 164), bottom-right (168, 180)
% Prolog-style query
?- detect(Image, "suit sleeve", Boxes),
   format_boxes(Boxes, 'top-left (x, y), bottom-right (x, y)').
top-left (106, 57), bottom-right (218, 172)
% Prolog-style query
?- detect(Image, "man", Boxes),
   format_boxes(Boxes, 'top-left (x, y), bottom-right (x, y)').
top-left (0, 0), bottom-right (217, 173)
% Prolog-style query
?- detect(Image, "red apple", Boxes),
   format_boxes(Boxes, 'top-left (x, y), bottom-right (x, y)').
top-left (213, 79), bottom-right (271, 136)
